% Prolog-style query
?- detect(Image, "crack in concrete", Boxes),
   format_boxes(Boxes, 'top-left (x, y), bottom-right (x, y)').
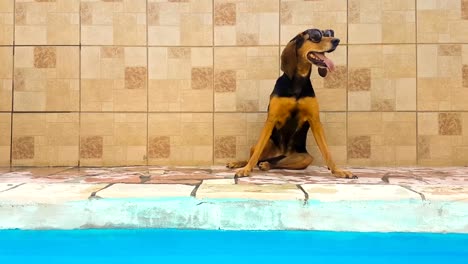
top-left (399, 185), bottom-right (426, 201)
top-left (190, 182), bottom-right (202, 197)
top-left (89, 183), bottom-right (114, 199)
top-left (0, 183), bottom-right (26, 193)
top-left (296, 184), bottom-right (309, 205)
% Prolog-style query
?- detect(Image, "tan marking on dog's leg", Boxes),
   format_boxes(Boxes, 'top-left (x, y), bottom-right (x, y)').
top-left (298, 97), bottom-right (356, 179)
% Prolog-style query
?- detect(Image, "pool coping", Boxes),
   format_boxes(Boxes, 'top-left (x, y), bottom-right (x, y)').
top-left (0, 166), bottom-right (467, 232)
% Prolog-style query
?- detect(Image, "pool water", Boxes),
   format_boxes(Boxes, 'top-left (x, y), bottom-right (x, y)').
top-left (0, 229), bottom-right (467, 263)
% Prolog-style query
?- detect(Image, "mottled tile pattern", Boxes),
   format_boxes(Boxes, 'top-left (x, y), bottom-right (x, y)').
top-left (12, 113), bottom-right (79, 166)
top-left (80, 136), bottom-right (103, 159)
top-left (148, 113), bottom-right (213, 165)
top-left (81, 47), bottom-right (147, 111)
top-left (14, 0), bottom-right (79, 45)
top-left (215, 0), bottom-right (279, 45)
top-left (418, 44), bottom-right (468, 111)
top-left (214, 136), bottom-right (236, 159)
top-left (348, 0), bottom-right (415, 43)
top-left (348, 136), bottom-right (371, 159)
top-left (214, 47), bottom-right (278, 112)
top-left (149, 47), bottom-right (213, 112)
top-left (418, 112), bottom-right (468, 166)
top-left (14, 46), bottom-right (79, 111)
top-left (148, 0), bottom-right (212, 46)
top-left (348, 45), bottom-right (416, 111)
top-left (81, 0), bottom-right (146, 45)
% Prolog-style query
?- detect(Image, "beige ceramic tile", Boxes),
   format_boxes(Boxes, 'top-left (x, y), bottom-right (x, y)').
top-left (214, 113), bottom-right (266, 164)
top-left (0, 47), bottom-right (12, 111)
top-left (0, 113), bottom-right (11, 166)
top-left (417, 0), bottom-right (468, 43)
top-left (302, 184), bottom-right (420, 202)
top-left (214, 47), bottom-right (279, 112)
top-left (15, 0), bottom-right (79, 45)
top-left (417, 44), bottom-right (468, 111)
top-left (12, 113), bottom-right (79, 166)
top-left (214, 0), bottom-right (279, 46)
top-left (148, 113), bottom-right (212, 166)
top-left (348, 0), bottom-right (415, 43)
top-left (307, 112), bottom-right (347, 166)
top-left (80, 113), bottom-right (147, 166)
top-left (14, 46), bottom-right (79, 111)
top-left (81, 0), bottom-right (146, 45)
top-left (418, 112), bottom-right (468, 166)
top-left (0, 0), bottom-right (13, 45)
top-left (348, 112), bottom-right (417, 166)
top-left (309, 45), bottom-right (347, 111)
top-left (148, 47), bottom-right (213, 112)
top-left (97, 184), bottom-right (195, 198)
top-left (280, 0), bottom-right (347, 45)
top-left (348, 45), bottom-right (416, 111)
top-left (81, 47), bottom-right (147, 112)
top-left (148, 0), bottom-right (212, 46)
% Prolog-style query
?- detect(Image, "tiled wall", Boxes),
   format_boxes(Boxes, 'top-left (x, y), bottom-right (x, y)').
top-left (0, 0), bottom-right (467, 167)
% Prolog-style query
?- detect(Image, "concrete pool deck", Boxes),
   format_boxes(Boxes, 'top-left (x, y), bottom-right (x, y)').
top-left (0, 166), bottom-right (467, 232)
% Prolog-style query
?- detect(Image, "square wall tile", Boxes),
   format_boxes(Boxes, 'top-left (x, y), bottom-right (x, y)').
top-left (280, 0), bottom-right (347, 45)
top-left (14, 46), bottom-right (79, 111)
top-left (214, 47), bottom-right (279, 112)
top-left (306, 112), bottom-right (347, 166)
top-left (15, 0), bottom-right (79, 45)
top-left (0, 1), bottom-right (13, 45)
top-left (80, 113), bottom-right (147, 166)
top-left (0, 47), bottom-right (13, 111)
top-left (417, 44), bottom-right (468, 111)
top-left (148, 113), bottom-right (212, 165)
top-left (12, 113), bottom-right (79, 166)
top-left (81, 47), bottom-right (147, 112)
top-left (417, 0), bottom-right (468, 43)
top-left (148, 47), bottom-right (213, 112)
top-left (214, 0), bottom-right (279, 45)
top-left (81, 0), bottom-right (146, 45)
top-left (348, 112), bottom-right (417, 166)
top-left (0, 113), bottom-right (11, 166)
top-left (148, 0), bottom-right (212, 46)
top-left (213, 113), bottom-right (265, 164)
top-left (348, 45), bottom-right (416, 111)
top-left (309, 45), bottom-right (347, 111)
top-left (418, 112), bottom-right (468, 166)
top-left (348, 0), bottom-right (415, 43)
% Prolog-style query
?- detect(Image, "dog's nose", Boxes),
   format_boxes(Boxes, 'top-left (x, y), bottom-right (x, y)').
top-left (331, 38), bottom-right (340, 46)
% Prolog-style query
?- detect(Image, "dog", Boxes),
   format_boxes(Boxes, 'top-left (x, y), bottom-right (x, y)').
top-left (227, 28), bottom-right (356, 179)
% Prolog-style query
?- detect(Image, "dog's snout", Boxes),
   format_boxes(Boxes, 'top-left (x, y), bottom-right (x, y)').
top-left (331, 38), bottom-right (340, 47)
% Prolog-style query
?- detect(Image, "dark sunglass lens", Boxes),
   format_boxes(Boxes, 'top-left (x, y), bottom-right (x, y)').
top-left (323, 29), bottom-right (334, 37)
top-left (309, 29), bottom-right (322, 42)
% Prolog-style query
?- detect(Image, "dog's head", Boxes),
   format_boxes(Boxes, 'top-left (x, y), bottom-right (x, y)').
top-left (281, 28), bottom-right (340, 79)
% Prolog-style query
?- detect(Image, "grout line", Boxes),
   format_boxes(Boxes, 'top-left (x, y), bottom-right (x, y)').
top-left (212, 0), bottom-right (215, 166)
top-left (89, 183), bottom-right (115, 199)
top-left (297, 184), bottom-right (309, 205)
top-left (10, 0), bottom-right (15, 167)
top-left (146, 0), bottom-right (149, 166)
top-left (346, 0), bottom-right (349, 165)
top-left (0, 183), bottom-right (26, 193)
top-left (190, 181), bottom-right (202, 197)
top-left (415, 0), bottom-right (419, 165)
top-left (78, 0), bottom-right (82, 167)
top-left (399, 184), bottom-right (426, 201)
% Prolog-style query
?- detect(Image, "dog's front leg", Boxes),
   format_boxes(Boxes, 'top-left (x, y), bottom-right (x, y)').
top-left (298, 97), bottom-right (357, 179)
top-left (235, 118), bottom-right (276, 177)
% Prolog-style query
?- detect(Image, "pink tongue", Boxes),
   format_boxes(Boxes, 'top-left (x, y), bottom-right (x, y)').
top-left (315, 53), bottom-right (335, 72)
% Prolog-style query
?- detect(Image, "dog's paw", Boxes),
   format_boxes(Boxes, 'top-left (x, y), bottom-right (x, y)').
top-left (332, 169), bottom-right (358, 179)
top-left (235, 167), bottom-right (252, 177)
top-left (226, 161), bottom-right (247, 169)
top-left (258, 161), bottom-right (271, 171)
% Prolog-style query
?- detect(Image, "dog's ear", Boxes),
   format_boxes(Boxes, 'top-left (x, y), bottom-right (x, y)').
top-left (318, 68), bottom-right (327, 77)
top-left (281, 36), bottom-right (302, 79)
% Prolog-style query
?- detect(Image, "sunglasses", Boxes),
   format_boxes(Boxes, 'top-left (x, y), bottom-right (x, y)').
top-left (304, 29), bottom-right (335, 43)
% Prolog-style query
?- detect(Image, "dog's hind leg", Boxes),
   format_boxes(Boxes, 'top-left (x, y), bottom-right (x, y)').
top-left (226, 140), bottom-right (279, 169)
top-left (259, 152), bottom-right (313, 171)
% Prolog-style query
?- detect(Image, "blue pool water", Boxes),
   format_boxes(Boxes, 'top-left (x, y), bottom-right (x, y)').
top-left (0, 229), bottom-right (467, 264)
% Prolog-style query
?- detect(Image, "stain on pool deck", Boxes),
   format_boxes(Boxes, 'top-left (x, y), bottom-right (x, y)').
top-left (0, 166), bottom-right (467, 232)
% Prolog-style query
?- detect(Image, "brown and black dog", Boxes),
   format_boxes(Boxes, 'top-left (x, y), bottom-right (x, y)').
top-left (227, 28), bottom-right (356, 179)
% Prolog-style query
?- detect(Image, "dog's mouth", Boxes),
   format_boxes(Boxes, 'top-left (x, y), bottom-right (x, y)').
top-left (307, 52), bottom-right (335, 72)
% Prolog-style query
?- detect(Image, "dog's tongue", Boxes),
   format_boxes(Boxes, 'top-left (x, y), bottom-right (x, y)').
top-left (315, 53), bottom-right (335, 72)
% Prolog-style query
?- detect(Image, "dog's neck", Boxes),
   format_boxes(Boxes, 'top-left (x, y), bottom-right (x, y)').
top-left (290, 67), bottom-right (312, 98)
